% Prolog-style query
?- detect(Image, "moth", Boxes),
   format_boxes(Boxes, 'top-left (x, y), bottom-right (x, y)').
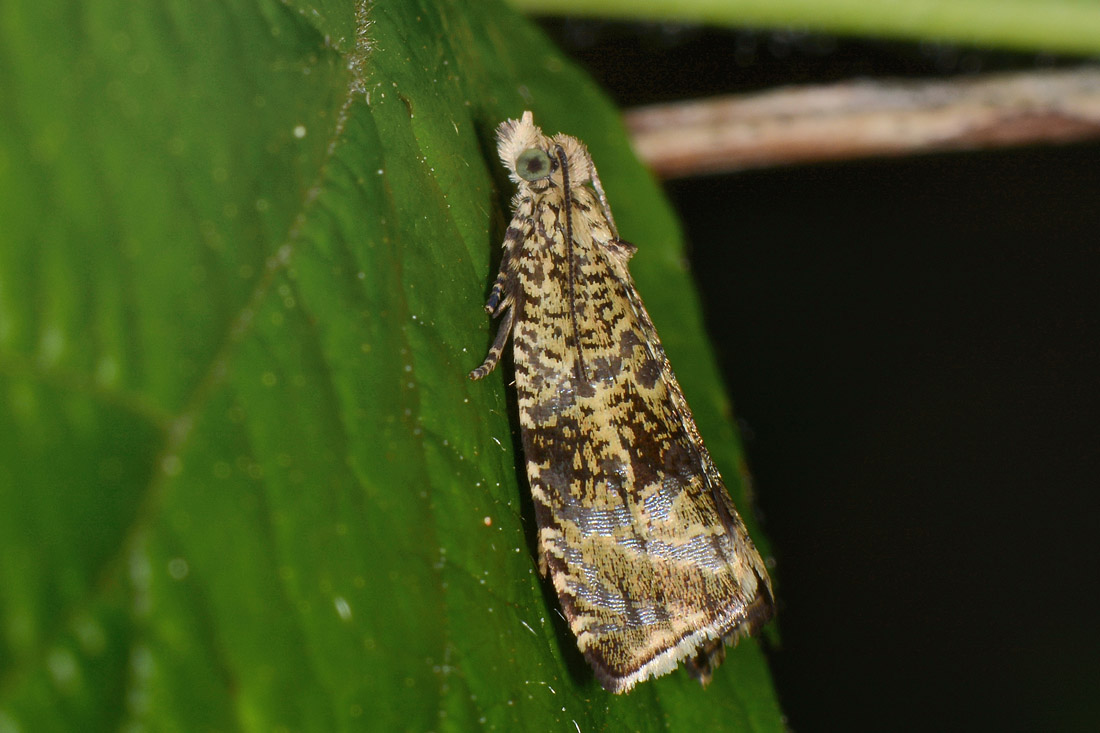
top-left (470, 111), bottom-right (775, 693)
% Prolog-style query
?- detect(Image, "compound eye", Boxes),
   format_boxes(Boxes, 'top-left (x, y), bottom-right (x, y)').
top-left (516, 148), bottom-right (553, 181)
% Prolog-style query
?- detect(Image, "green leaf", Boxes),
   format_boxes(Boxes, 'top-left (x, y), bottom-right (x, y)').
top-left (0, 0), bottom-right (781, 730)
top-left (513, 0), bottom-right (1100, 56)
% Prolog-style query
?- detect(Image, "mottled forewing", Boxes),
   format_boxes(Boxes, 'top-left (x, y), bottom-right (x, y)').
top-left (511, 185), bottom-right (773, 693)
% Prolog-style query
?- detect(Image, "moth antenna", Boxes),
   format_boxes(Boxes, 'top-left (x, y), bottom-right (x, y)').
top-left (555, 143), bottom-right (588, 385)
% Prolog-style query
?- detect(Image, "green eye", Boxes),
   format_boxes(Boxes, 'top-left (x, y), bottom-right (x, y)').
top-left (516, 148), bottom-right (553, 181)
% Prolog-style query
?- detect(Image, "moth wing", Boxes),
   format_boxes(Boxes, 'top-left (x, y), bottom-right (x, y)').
top-left (515, 191), bottom-right (772, 692)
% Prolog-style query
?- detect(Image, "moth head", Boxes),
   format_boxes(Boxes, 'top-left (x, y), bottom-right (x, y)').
top-left (515, 147), bottom-right (554, 182)
top-left (498, 110), bottom-right (552, 186)
top-left (496, 111), bottom-right (593, 188)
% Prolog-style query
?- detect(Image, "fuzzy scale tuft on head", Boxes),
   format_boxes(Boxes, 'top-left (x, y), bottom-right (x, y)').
top-left (496, 111), bottom-right (593, 188)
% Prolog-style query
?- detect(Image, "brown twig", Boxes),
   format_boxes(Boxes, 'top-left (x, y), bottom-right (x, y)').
top-left (624, 67), bottom-right (1100, 178)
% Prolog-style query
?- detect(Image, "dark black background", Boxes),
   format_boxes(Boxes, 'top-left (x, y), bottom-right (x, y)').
top-left (539, 20), bottom-right (1100, 732)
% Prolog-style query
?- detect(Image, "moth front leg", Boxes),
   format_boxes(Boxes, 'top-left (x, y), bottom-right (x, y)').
top-left (483, 216), bottom-right (528, 316)
top-left (484, 277), bottom-right (507, 318)
top-left (469, 304), bottom-right (514, 380)
top-left (469, 212), bottom-right (527, 380)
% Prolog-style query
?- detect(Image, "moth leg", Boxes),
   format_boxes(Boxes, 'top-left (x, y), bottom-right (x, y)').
top-left (605, 238), bottom-right (637, 262)
top-left (484, 278), bottom-right (507, 317)
top-left (471, 209), bottom-right (527, 378)
top-left (586, 151), bottom-right (620, 240)
top-left (469, 303), bottom-right (515, 380)
top-left (485, 211), bottom-right (529, 313)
